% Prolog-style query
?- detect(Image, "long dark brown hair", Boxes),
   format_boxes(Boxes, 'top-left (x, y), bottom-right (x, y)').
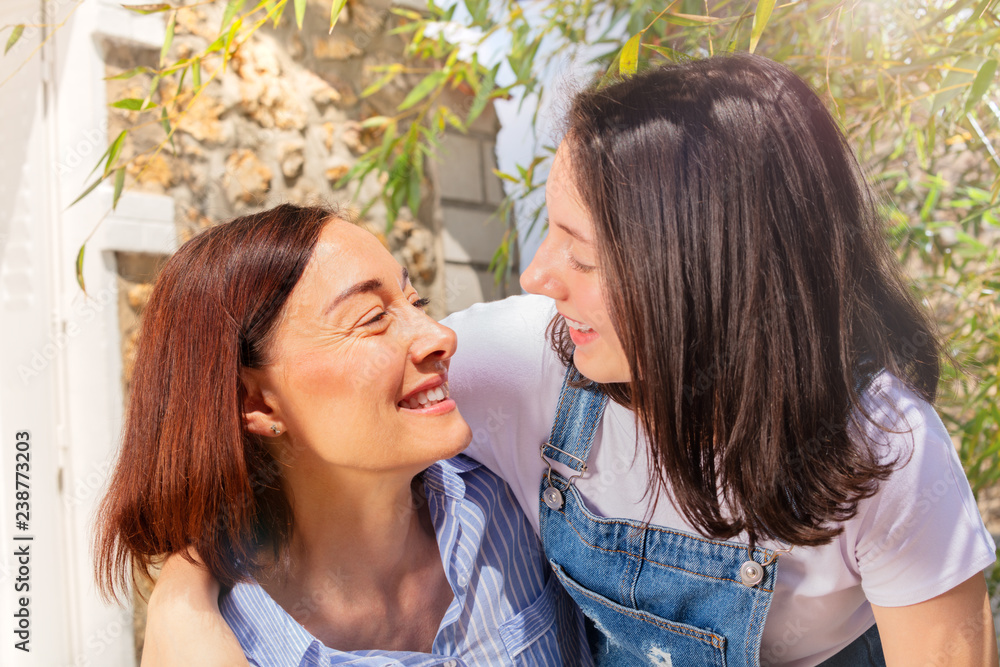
top-left (554, 53), bottom-right (940, 547)
top-left (94, 203), bottom-right (333, 601)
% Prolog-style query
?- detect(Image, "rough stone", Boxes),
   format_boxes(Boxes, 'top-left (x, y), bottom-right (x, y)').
top-left (313, 37), bottom-right (362, 61)
top-left (325, 162), bottom-right (350, 184)
top-left (302, 70), bottom-right (342, 108)
top-left (224, 149), bottom-right (273, 205)
top-left (235, 42), bottom-right (308, 130)
top-left (127, 154), bottom-right (174, 192)
top-left (176, 92), bottom-right (227, 144)
top-left (279, 139), bottom-right (306, 179)
top-left (323, 122), bottom-right (337, 151)
top-left (340, 120), bottom-right (367, 154)
top-left (127, 284), bottom-right (154, 311)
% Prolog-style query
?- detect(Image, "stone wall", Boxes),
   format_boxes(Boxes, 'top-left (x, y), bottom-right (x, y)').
top-left (100, 1), bottom-right (513, 659)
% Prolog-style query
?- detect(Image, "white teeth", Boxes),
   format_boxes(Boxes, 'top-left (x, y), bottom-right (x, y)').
top-left (564, 316), bottom-right (594, 333)
top-left (400, 383), bottom-right (450, 409)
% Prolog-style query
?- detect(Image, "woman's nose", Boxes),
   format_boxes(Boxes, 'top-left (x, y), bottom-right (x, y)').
top-left (519, 235), bottom-right (566, 300)
top-left (409, 316), bottom-right (458, 366)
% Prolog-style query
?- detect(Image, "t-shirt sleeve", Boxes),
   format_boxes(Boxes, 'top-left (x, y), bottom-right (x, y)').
top-left (851, 376), bottom-right (997, 607)
top-left (441, 294), bottom-right (564, 481)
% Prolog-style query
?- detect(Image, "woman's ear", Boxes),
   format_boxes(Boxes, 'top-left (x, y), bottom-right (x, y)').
top-left (241, 368), bottom-right (282, 437)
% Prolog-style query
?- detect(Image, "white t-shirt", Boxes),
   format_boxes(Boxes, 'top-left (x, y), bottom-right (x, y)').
top-left (443, 294), bottom-right (997, 667)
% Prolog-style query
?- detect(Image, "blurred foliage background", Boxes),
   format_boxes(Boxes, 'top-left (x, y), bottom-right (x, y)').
top-left (7, 0), bottom-right (996, 610)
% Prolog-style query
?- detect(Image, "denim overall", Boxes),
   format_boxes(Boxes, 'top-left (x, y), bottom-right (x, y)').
top-left (538, 368), bottom-right (887, 666)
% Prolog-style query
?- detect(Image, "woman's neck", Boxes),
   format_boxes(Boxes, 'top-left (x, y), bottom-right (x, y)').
top-left (258, 465), bottom-right (453, 652)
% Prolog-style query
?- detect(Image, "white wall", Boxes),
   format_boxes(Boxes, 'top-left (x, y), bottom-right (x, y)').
top-left (0, 2), bottom-right (173, 665)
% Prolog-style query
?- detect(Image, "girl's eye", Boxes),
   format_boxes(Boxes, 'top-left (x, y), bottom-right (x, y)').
top-left (568, 254), bottom-right (596, 273)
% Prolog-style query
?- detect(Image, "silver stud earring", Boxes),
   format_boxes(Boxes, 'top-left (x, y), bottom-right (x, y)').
top-left (270, 424), bottom-right (281, 435)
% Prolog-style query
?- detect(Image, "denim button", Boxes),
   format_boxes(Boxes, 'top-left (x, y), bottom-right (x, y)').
top-left (543, 486), bottom-right (564, 510)
top-left (740, 560), bottom-right (764, 587)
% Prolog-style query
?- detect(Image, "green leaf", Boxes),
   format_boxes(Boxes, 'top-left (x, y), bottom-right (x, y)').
top-left (661, 12), bottom-right (720, 27)
top-left (68, 174), bottom-right (105, 209)
top-left (192, 57), bottom-right (202, 89)
top-left (105, 131), bottom-right (127, 176)
top-left (932, 55), bottom-right (983, 114)
top-left (104, 66), bottom-right (153, 81)
top-left (465, 64), bottom-right (498, 129)
top-left (221, 0), bottom-right (246, 30)
top-left (5, 25), bottom-right (24, 55)
top-left (360, 116), bottom-right (391, 130)
top-left (160, 10), bottom-right (176, 66)
top-left (76, 244), bottom-right (87, 292)
top-left (749, 0), bottom-right (776, 54)
top-left (361, 70), bottom-right (399, 98)
top-left (161, 106), bottom-right (175, 151)
top-left (294, 0), bottom-right (306, 29)
top-left (965, 59), bottom-right (998, 113)
top-left (329, 0), bottom-right (348, 33)
top-left (121, 3), bottom-right (174, 14)
top-left (619, 33), bottom-right (642, 76)
top-left (111, 98), bottom-right (145, 111)
top-left (398, 71), bottom-right (446, 112)
top-left (112, 168), bottom-right (126, 210)
top-left (643, 44), bottom-right (681, 61)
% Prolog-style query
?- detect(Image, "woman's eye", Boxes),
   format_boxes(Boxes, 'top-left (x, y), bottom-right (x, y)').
top-left (413, 297), bottom-right (431, 309)
top-left (362, 311), bottom-right (388, 327)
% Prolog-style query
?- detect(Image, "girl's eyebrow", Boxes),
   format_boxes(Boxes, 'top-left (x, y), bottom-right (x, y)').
top-left (555, 222), bottom-right (593, 245)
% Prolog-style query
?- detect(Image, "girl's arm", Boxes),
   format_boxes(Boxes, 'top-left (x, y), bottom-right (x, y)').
top-left (871, 572), bottom-right (998, 667)
top-left (140, 552), bottom-right (248, 667)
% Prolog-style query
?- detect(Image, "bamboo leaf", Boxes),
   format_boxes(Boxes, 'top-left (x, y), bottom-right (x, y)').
top-left (121, 3), bottom-right (174, 14)
top-left (329, 0), bottom-right (348, 33)
top-left (360, 115), bottom-right (392, 129)
top-left (932, 55), bottom-right (983, 114)
top-left (105, 131), bottom-right (127, 176)
top-left (161, 106), bottom-right (175, 151)
top-left (361, 70), bottom-right (399, 98)
top-left (465, 64), bottom-right (498, 128)
top-left (76, 244), bottom-right (87, 292)
top-left (192, 57), bottom-right (202, 89)
top-left (619, 33), bottom-right (642, 76)
top-left (965, 59), bottom-right (998, 113)
top-left (294, 0), bottom-right (306, 29)
top-left (68, 175), bottom-right (105, 209)
top-left (111, 98), bottom-right (145, 110)
top-left (643, 44), bottom-right (682, 61)
top-left (160, 10), bottom-right (176, 66)
top-left (749, 0), bottom-right (776, 54)
top-left (5, 25), bottom-right (24, 55)
top-left (221, 0), bottom-right (246, 30)
top-left (661, 12), bottom-right (720, 26)
top-left (105, 66), bottom-right (153, 81)
top-left (398, 71), bottom-right (446, 111)
top-left (112, 168), bottom-right (126, 210)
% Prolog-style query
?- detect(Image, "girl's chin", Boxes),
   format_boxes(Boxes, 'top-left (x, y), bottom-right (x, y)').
top-left (573, 348), bottom-right (630, 384)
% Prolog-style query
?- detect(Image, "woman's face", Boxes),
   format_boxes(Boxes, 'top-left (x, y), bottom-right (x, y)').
top-left (520, 143), bottom-right (631, 384)
top-left (248, 219), bottom-right (471, 475)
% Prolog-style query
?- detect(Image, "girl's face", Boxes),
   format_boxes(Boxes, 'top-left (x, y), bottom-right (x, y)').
top-left (520, 143), bottom-right (631, 384)
top-left (246, 219), bottom-right (471, 476)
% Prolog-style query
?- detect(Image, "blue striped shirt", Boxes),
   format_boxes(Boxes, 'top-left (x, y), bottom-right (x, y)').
top-left (219, 455), bottom-right (591, 666)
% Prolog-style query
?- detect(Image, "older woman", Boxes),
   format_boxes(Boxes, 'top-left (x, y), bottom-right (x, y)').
top-left (94, 204), bottom-right (589, 666)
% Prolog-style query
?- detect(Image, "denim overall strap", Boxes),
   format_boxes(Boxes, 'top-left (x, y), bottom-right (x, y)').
top-left (542, 366), bottom-right (608, 475)
top-left (539, 367), bottom-right (887, 667)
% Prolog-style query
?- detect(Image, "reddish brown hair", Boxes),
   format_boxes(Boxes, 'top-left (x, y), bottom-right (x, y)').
top-left (95, 203), bottom-right (333, 601)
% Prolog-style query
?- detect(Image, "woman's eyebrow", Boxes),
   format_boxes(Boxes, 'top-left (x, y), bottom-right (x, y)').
top-left (325, 267), bottom-right (409, 316)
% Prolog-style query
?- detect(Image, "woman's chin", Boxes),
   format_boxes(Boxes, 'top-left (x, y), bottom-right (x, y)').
top-left (573, 348), bottom-right (630, 385)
